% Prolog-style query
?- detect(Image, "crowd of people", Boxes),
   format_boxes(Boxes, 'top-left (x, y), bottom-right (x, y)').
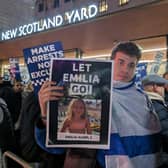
top-left (0, 80), bottom-right (33, 167)
top-left (0, 41), bottom-right (168, 168)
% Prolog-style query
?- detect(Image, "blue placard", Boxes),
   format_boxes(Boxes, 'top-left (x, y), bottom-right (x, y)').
top-left (23, 41), bottom-right (64, 94)
top-left (135, 62), bottom-right (147, 88)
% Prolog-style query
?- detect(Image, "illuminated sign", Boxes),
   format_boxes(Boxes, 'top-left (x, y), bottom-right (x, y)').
top-left (1, 4), bottom-right (98, 41)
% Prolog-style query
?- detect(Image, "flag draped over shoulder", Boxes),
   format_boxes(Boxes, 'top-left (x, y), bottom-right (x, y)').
top-left (97, 80), bottom-right (161, 168)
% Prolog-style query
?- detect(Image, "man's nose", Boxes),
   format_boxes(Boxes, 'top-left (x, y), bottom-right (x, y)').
top-left (122, 64), bottom-right (129, 73)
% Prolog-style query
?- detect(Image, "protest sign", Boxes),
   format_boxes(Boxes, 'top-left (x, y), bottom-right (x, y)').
top-left (135, 62), bottom-right (148, 88)
top-left (150, 51), bottom-right (164, 74)
top-left (9, 58), bottom-right (21, 81)
top-left (46, 58), bottom-right (113, 149)
top-left (23, 41), bottom-right (63, 94)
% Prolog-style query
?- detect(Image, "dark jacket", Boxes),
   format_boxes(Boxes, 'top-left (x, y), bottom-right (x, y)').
top-left (0, 98), bottom-right (16, 152)
top-left (151, 99), bottom-right (168, 151)
top-left (146, 91), bottom-right (168, 166)
top-left (147, 92), bottom-right (168, 137)
top-left (20, 92), bottom-right (65, 167)
top-left (0, 86), bottom-right (20, 125)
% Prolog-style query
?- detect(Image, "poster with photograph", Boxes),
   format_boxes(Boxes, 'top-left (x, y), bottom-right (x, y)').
top-left (47, 58), bottom-right (113, 149)
top-left (23, 41), bottom-right (64, 94)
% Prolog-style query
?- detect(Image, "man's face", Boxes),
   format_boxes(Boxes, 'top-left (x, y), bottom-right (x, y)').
top-left (113, 51), bottom-right (138, 82)
top-left (13, 82), bottom-right (23, 93)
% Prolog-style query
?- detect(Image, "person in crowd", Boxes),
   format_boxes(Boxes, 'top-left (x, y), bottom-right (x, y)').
top-left (142, 74), bottom-right (168, 167)
top-left (19, 91), bottom-right (65, 168)
top-left (0, 97), bottom-right (20, 167)
top-left (97, 42), bottom-right (161, 168)
top-left (60, 98), bottom-right (91, 134)
top-left (163, 71), bottom-right (168, 103)
top-left (0, 81), bottom-right (23, 158)
top-left (34, 41), bottom-right (161, 168)
top-left (14, 81), bottom-right (33, 130)
top-left (12, 79), bottom-right (23, 125)
top-left (0, 79), bottom-right (24, 157)
top-left (0, 80), bottom-right (12, 88)
top-left (0, 97), bottom-right (16, 153)
top-left (0, 79), bottom-right (26, 124)
top-left (12, 80), bottom-right (33, 130)
top-left (13, 79), bottom-right (23, 93)
top-left (0, 85), bottom-right (16, 126)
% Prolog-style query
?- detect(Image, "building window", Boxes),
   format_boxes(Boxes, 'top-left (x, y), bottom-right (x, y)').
top-left (99, 0), bottom-right (108, 13)
top-left (119, 0), bottom-right (129, 6)
top-left (54, 0), bottom-right (60, 8)
top-left (38, 2), bottom-right (44, 12)
top-left (38, 3), bottom-right (44, 12)
top-left (64, 0), bottom-right (71, 3)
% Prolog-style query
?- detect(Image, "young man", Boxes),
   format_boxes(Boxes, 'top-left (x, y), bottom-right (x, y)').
top-left (35, 42), bottom-right (161, 168)
top-left (97, 42), bottom-right (161, 168)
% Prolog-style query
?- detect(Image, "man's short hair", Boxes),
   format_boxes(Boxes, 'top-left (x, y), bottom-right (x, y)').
top-left (111, 41), bottom-right (141, 61)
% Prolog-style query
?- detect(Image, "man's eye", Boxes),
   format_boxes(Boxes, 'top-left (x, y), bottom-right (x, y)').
top-left (118, 61), bottom-right (124, 65)
top-left (129, 64), bottom-right (135, 68)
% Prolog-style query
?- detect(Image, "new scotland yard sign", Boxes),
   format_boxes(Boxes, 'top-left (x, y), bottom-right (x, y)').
top-left (1, 4), bottom-right (98, 41)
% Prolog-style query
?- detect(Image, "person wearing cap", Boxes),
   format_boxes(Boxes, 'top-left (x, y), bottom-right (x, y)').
top-left (142, 74), bottom-right (168, 167)
top-left (142, 74), bottom-right (168, 96)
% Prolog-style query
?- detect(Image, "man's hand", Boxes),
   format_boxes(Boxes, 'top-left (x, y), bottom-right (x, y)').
top-left (38, 81), bottom-right (64, 125)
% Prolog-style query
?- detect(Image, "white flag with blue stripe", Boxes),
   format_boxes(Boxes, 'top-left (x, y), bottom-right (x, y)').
top-left (97, 80), bottom-right (161, 168)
